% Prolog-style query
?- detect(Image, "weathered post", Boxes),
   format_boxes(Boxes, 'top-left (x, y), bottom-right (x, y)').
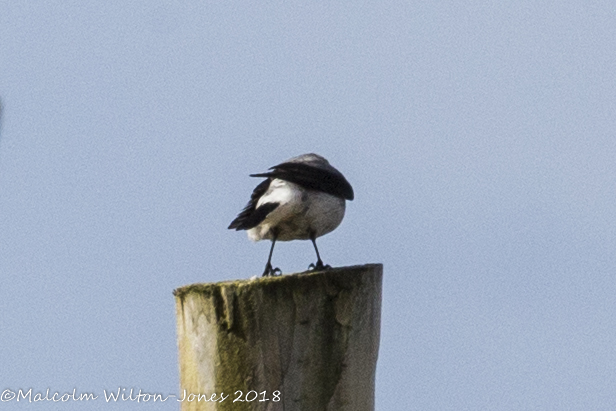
top-left (174, 263), bottom-right (382, 411)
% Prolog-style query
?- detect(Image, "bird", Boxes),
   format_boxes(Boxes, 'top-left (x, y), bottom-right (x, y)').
top-left (228, 153), bottom-right (354, 276)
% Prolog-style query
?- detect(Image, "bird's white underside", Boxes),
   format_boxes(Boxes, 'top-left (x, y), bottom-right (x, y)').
top-left (248, 179), bottom-right (346, 242)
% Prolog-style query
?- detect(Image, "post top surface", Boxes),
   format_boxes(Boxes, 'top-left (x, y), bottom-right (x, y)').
top-left (173, 263), bottom-right (383, 299)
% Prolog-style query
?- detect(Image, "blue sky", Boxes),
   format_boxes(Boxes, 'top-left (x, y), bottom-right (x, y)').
top-left (1, 1), bottom-right (615, 410)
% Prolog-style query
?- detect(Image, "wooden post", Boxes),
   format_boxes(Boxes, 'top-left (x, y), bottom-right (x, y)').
top-left (173, 264), bottom-right (382, 411)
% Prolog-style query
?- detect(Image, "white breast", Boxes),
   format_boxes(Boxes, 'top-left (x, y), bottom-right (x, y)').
top-left (247, 179), bottom-right (346, 242)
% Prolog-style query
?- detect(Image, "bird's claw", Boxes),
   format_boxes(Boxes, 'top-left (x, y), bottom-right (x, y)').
top-left (263, 264), bottom-right (282, 277)
top-left (308, 261), bottom-right (331, 271)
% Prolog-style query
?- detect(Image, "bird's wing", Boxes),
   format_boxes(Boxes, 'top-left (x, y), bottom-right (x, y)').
top-left (250, 162), bottom-right (354, 200)
top-left (228, 179), bottom-right (280, 230)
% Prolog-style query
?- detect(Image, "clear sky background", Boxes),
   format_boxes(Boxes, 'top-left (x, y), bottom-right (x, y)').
top-left (1, 1), bottom-right (615, 410)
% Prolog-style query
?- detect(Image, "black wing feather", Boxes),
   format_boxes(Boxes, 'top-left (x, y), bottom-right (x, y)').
top-left (250, 163), bottom-right (354, 200)
top-left (228, 179), bottom-right (279, 230)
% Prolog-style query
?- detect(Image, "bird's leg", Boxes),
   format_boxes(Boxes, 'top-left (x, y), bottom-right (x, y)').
top-left (308, 234), bottom-right (331, 271)
top-left (263, 236), bottom-right (281, 276)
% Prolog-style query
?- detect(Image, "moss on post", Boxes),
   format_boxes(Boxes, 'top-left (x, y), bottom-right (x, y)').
top-left (174, 264), bottom-right (382, 411)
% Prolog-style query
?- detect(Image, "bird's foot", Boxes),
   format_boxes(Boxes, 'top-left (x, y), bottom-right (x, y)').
top-left (262, 263), bottom-right (282, 277)
top-left (308, 260), bottom-right (331, 271)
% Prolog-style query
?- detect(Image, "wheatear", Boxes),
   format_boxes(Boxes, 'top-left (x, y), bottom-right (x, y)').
top-left (229, 153), bottom-right (354, 276)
